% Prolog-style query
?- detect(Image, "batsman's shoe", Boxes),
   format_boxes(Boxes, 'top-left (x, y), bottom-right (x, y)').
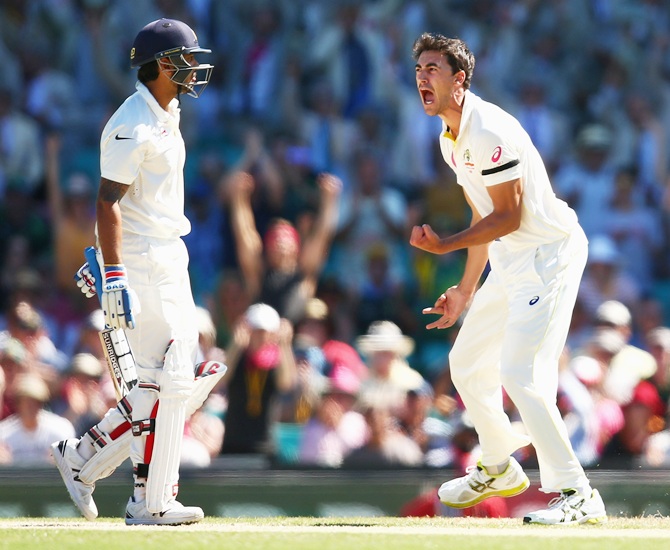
top-left (125, 496), bottom-right (204, 526)
top-left (438, 457), bottom-right (529, 508)
top-left (523, 488), bottom-right (607, 525)
top-left (50, 439), bottom-right (98, 521)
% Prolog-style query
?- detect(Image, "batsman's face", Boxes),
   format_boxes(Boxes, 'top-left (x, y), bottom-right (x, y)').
top-left (415, 50), bottom-right (459, 116)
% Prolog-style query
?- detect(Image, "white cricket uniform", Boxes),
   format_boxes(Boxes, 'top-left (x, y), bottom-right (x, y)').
top-left (98, 82), bottom-right (198, 468)
top-left (440, 90), bottom-right (590, 494)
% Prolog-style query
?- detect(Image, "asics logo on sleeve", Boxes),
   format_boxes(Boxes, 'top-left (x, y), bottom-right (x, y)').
top-left (115, 134), bottom-right (133, 140)
top-left (529, 296), bottom-right (540, 305)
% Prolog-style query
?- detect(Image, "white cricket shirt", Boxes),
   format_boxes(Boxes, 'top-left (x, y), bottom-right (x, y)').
top-left (99, 82), bottom-right (190, 239)
top-left (439, 90), bottom-right (578, 252)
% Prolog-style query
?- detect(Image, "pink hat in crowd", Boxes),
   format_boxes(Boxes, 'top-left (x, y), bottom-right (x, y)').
top-left (322, 340), bottom-right (367, 381)
top-left (323, 363), bottom-right (360, 396)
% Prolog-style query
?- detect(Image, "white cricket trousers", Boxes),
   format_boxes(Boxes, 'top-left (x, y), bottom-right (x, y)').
top-left (449, 227), bottom-right (590, 494)
top-left (119, 233), bottom-right (198, 467)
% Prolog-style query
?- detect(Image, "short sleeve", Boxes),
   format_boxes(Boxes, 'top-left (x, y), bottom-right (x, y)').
top-left (100, 124), bottom-right (146, 185)
top-left (476, 130), bottom-right (522, 187)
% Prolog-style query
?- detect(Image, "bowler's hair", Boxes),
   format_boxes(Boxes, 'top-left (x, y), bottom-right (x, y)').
top-left (412, 33), bottom-right (475, 90)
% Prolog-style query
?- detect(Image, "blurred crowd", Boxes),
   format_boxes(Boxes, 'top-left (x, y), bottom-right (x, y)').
top-left (2, 0), bottom-right (670, 480)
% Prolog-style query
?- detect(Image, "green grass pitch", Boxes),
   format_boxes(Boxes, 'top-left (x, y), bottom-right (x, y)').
top-left (2, 516), bottom-right (670, 550)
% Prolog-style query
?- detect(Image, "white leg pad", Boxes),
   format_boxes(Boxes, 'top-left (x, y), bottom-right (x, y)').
top-left (76, 361), bottom-right (225, 488)
top-left (146, 340), bottom-right (193, 514)
top-left (78, 396), bottom-right (134, 484)
top-left (78, 430), bottom-right (133, 484)
top-left (186, 361), bottom-right (227, 416)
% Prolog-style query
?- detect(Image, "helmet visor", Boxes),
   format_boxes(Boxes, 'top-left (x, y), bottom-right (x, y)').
top-left (159, 54), bottom-right (213, 98)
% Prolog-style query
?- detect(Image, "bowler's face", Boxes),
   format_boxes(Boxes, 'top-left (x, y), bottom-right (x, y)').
top-left (415, 50), bottom-right (456, 116)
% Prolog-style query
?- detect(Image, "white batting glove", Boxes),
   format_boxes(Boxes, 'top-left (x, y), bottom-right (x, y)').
top-left (101, 264), bottom-right (136, 330)
top-left (74, 261), bottom-right (97, 298)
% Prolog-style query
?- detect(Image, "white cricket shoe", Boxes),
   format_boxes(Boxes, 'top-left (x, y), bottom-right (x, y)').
top-left (125, 496), bottom-right (204, 526)
top-left (523, 488), bottom-right (607, 525)
top-left (50, 439), bottom-right (98, 521)
top-left (438, 457), bottom-right (530, 508)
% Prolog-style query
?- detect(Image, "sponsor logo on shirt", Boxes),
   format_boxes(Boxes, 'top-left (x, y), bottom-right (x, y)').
top-left (491, 146), bottom-right (502, 163)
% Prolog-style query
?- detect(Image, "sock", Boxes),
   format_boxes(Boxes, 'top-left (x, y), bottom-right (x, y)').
top-left (134, 476), bottom-right (147, 502)
top-left (483, 459), bottom-right (510, 475)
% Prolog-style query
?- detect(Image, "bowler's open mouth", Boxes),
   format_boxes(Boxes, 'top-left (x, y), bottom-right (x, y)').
top-left (420, 89), bottom-right (435, 105)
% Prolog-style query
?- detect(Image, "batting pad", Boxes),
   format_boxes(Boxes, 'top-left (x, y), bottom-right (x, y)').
top-left (186, 361), bottom-right (227, 416)
top-left (74, 362), bottom-right (223, 488)
top-left (78, 430), bottom-right (132, 484)
top-left (146, 341), bottom-right (194, 514)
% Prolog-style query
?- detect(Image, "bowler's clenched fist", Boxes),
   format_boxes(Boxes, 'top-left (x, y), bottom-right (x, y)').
top-left (410, 224), bottom-right (442, 254)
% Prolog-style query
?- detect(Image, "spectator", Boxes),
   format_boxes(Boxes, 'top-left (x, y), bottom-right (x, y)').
top-left (298, 363), bottom-right (367, 467)
top-left (278, 298), bottom-right (333, 424)
top-left (341, 402), bottom-right (423, 468)
top-left (183, 154), bottom-right (228, 307)
top-left (194, 305), bottom-right (226, 365)
top-left (52, 352), bottom-right (108, 437)
top-left (0, 338), bottom-right (29, 418)
top-left (0, 364), bottom-right (6, 420)
top-left (396, 382), bottom-right (446, 465)
top-left (306, 1), bottom-right (391, 119)
top-left (0, 372), bottom-right (75, 465)
top-left (293, 297), bottom-right (333, 351)
top-left (297, 79), bottom-right (360, 176)
top-left (0, 180), bottom-right (51, 272)
top-left (0, 86), bottom-right (43, 196)
top-left (211, 269), bottom-right (251, 349)
top-left (553, 123), bottom-right (617, 238)
top-left (44, 133), bottom-right (96, 309)
top-left (645, 326), bottom-right (670, 407)
top-left (560, 354), bottom-right (604, 467)
top-left (602, 377), bottom-right (665, 467)
top-left (568, 330), bottom-right (626, 460)
top-left (331, 149), bottom-right (412, 294)
top-left (226, 127), bottom-right (285, 232)
top-left (603, 166), bottom-right (663, 291)
top-left (0, 300), bottom-right (66, 376)
top-left (353, 242), bottom-right (418, 338)
top-left (356, 320), bottom-right (425, 412)
top-left (229, 4), bottom-right (287, 125)
top-left (595, 301), bottom-right (658, 406)
top-left (510, 77), bottom-right (568, 175)
top-left (228, 170), bottom-right (341, 323)
top-left (220, 303), bottom-right (297, 454)
top-left (578, 235), bottom-right (641, 316)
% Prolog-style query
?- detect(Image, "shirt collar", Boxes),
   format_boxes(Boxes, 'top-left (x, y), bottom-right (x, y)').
top-left (442, 89), bottom-right (476, 142)
top-left (135, 81), bottom-right (180, 123)
top-left (459, 89), bottom-right (475, 135)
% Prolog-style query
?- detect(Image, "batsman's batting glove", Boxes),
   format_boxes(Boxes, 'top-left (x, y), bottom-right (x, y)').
top-left (74, 262), bottom-right (97, 298)
top-left (101, 264), bottom-right (136, 330)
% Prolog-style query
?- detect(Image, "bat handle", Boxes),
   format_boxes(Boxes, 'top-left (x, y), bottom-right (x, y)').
top-left (84, 246), bottom-right (104, 304)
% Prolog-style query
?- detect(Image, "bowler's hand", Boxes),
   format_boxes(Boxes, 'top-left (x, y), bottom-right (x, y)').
top-left (422, 286), bottom-right (469, 330)
top-left (410, 224), bottom-right (443, 254)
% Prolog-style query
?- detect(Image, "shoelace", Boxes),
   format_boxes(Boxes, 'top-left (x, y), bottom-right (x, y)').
top-left (547, 492), bottom-right (584, 510)
top-left (465, 465), bottom-right (482, 476)
top-left (464, 464), bottom-right (490, 484)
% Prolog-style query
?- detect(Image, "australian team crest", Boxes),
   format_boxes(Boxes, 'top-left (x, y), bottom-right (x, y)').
top-left (463, 149), bottom-right (475, 173)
